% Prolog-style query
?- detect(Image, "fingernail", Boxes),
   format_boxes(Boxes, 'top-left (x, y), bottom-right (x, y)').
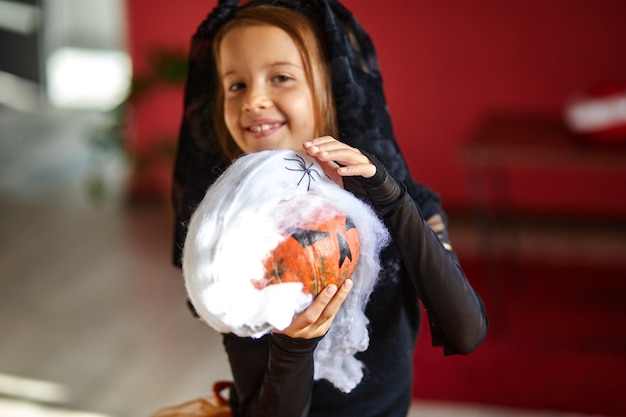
top-left (343, 280), bottom-right (353, 291)
top-left (325, 285), bottom-right (338, 296)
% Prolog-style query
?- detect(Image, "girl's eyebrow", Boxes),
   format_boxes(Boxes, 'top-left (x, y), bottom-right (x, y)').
top-left (267, 61), bottom-right (302, 69)
top-left (222, 61), bottom-right (303, 77)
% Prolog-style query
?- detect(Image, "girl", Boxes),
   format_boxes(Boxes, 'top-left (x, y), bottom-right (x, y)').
top-left (172, 1), bottom-right (488, 416)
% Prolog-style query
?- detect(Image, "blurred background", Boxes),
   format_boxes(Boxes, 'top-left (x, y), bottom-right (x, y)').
top-left (1, 0), bottom-right (625, 416)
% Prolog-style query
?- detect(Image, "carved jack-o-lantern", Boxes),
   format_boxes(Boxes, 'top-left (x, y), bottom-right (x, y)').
top-left (254, 215), bottom-right (360, 295)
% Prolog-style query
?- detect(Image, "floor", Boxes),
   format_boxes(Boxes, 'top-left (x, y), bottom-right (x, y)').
top-left (0, 105), bottom-right (618, 417)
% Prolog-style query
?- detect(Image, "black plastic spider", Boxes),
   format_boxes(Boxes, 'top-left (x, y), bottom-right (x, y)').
top-left (284, 154), bottom-right (321, 191)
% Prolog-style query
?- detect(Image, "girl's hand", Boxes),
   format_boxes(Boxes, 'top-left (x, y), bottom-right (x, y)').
top-left (303, 136), bottom-right (375, 186)
top-left (273, 279), bottom-right (353, 339)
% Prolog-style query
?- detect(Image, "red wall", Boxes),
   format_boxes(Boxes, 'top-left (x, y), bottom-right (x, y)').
top-left (126, 0), bottom-right (626, 216)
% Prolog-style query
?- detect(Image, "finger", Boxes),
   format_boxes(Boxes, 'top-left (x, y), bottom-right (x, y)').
top-left (314, 279), bottom-right (353, 327)
top-left (277, 279), bottom-right (354, 338)
top-left (304, 137), bottom-right (349, 156)
top-left (304, 136), bottom-right (339, 148)
top-left (304, 284), bottom-right (339, 321)
top-left (307, 145), bottom-right (368, 167)
top-left (327, 152), bottom-right (375, 179)
top-left (337, 163), bottom-right (376, 178)
top-left (273, 284), bottom-right (337, 337)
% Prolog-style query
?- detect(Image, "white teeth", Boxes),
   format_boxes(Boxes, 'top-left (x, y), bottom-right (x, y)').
top-left (250, 124), bottom-right (273, 133)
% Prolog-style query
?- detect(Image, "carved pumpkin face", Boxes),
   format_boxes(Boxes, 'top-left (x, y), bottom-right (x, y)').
top-left (254, 215), bottom-right (360, 295)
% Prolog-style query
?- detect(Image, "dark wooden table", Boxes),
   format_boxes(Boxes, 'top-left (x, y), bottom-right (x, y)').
top-left (459, 112), bottom-right (626, 335)
top-left (462, 112), bottom-right (626, 173)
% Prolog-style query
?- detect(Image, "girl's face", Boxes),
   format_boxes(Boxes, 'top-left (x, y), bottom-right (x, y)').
top-left (218, 24), bottom-right (316, 153)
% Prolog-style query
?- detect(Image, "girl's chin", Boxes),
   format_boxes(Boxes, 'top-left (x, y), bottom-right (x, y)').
top-left (242, 140), bottom-right (305, 153)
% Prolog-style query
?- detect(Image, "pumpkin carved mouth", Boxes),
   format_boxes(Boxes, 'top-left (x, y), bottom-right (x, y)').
top-left (253, 215), bottom-right (360, 295)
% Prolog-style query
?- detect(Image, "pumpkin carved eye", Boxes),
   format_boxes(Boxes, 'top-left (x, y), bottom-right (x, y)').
top-left (253, 215), bottom-right (360, 295)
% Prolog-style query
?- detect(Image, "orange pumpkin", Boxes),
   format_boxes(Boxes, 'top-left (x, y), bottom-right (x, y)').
top-left (253, 215), bottom-right (360, 295)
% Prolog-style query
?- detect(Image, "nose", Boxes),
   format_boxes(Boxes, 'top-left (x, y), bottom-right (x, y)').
top-left (242, 84), bottom-right (272, 111)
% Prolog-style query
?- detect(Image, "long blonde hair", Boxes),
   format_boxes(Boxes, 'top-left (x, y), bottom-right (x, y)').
top-left (212, 5), bottom-right (338, 160)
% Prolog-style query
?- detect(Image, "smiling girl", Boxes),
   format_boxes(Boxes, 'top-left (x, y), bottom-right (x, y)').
top-left (218, 23), bottom-right (317, 153)
top-left (172, 2), bottom-right (488, 417)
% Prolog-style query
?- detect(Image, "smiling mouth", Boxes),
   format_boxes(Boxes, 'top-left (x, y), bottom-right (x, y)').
top-left (247, 123), bottom-right (281, 133)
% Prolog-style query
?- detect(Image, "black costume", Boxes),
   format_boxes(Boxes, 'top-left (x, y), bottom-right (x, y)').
top-left (172, 1), bottom-right (488, 416)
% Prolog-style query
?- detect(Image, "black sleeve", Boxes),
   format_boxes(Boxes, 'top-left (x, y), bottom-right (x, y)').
top-left (343, 154), bottom-right (488, 355)
top-left (223, 332), bottom-right (322, 417)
